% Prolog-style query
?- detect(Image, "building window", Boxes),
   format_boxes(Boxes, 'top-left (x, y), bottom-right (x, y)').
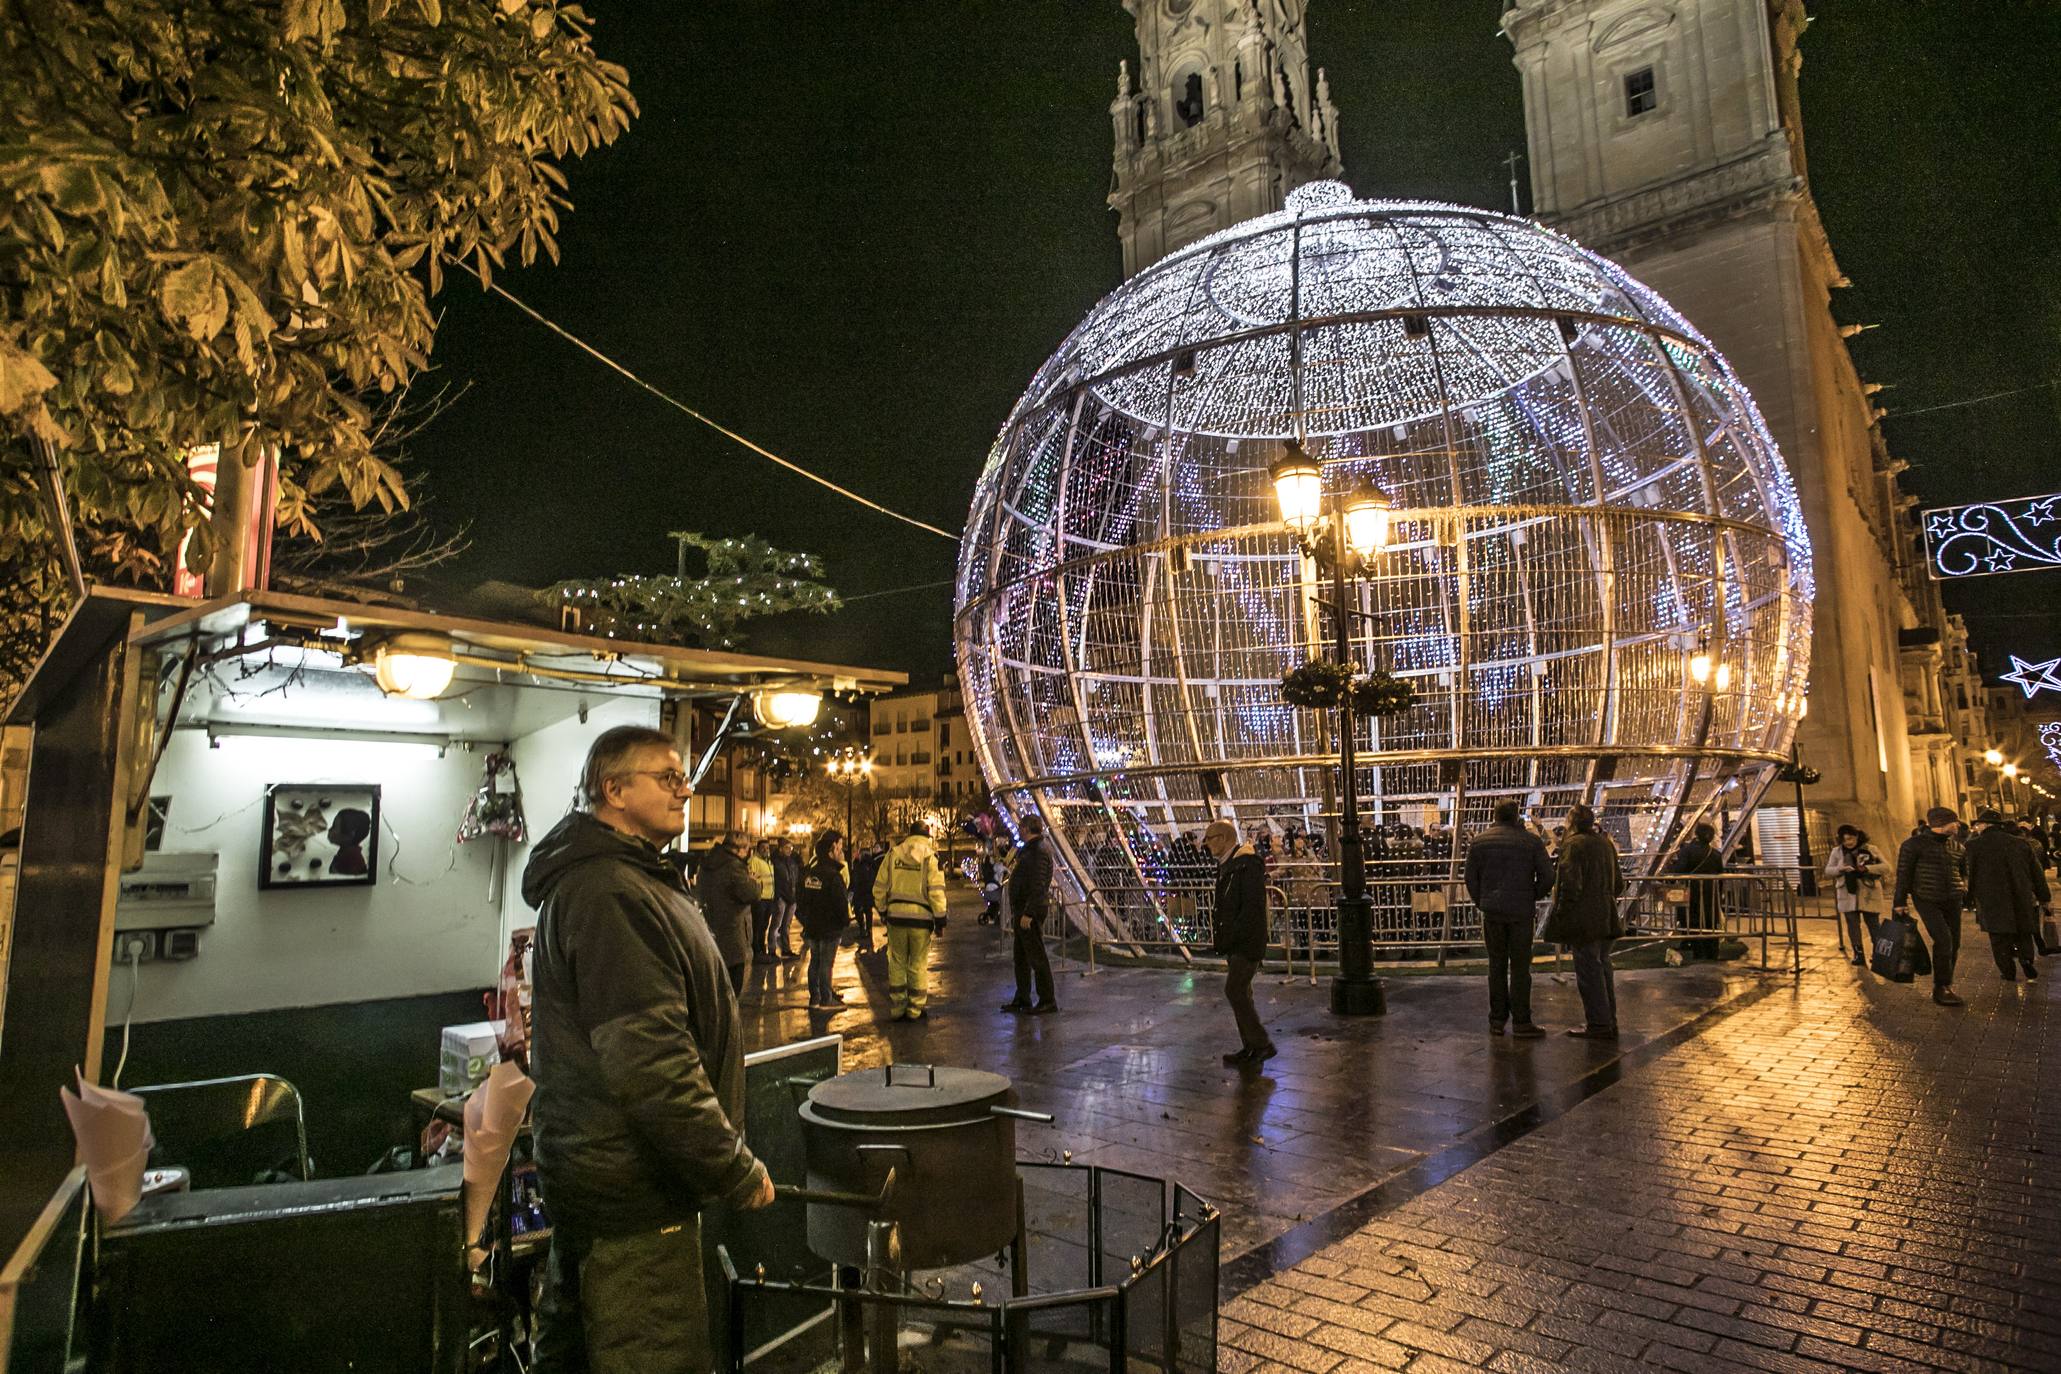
top-left (1624, 66), bottom-right (1657, 118)
top-left (873, 720), bottom-right (892, 736)
top-left (938, 721), bottom-right (951, 747)
top-left (1175, 71), bottom-right (1205, 127)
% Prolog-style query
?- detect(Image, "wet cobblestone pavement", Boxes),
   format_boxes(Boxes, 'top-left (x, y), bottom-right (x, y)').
top-left (1222, 928), bottom-right (2059, 1372)
top-left (741, 897), bottom-right (2057, 1370)
top-left (737, 891), bottom-right (1781, 1260)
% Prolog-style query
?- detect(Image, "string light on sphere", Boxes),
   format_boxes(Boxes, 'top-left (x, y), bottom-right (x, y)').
top-left (952, 182), bottom-right (1814, 956)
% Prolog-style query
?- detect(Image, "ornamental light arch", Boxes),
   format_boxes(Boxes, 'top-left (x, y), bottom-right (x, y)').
top-left (953, 183), bottom-right (1814, 951)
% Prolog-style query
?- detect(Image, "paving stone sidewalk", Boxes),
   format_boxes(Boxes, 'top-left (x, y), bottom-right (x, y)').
top-left (1224, 952), bottom-right (2061, 1373)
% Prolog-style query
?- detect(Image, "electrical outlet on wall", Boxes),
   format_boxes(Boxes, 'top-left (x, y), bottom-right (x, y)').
top-left (114, 931), bottom-right (157, 964)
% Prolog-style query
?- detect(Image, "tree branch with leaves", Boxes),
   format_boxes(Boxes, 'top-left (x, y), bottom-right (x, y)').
top-left (0, 0), bottom-right (636, 674)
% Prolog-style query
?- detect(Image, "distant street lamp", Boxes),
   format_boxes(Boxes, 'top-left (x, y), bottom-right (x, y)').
top-left (827, 748), bottom-right (873, 845)
top-left (2003, 761), bottom-right (2021, 814)
top-left (1270, 441), bottom-right (1393, 1017)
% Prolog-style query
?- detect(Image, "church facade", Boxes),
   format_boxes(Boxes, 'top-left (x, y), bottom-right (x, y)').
top-left (1501, 0), bottom-right (1967, 848)
top-left (1102, 0), bottom-right (1990, 853)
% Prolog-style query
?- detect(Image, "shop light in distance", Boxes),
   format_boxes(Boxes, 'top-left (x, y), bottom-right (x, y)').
top-left (372, 633), bottom-right (458, 700)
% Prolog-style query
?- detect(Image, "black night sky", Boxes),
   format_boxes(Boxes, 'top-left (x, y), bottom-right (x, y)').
top-left (410, 1), bottom-right (2061, 680)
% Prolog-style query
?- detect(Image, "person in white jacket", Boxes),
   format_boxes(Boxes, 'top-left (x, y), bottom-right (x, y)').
top-left (1824, 825), bottom-right (1889, 966)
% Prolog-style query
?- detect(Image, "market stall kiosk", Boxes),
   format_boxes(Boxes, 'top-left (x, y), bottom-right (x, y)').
top-left (0, 587), bottom-right (900, 1369)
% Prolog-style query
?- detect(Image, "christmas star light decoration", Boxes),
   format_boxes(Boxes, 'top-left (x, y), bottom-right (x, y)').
top-left (2002, 655), bottom-right (2061, 699)
top-left (1923, 490), bottom-right (2061, 579)
top-left (2041, 722), bottom-right (2061, 774)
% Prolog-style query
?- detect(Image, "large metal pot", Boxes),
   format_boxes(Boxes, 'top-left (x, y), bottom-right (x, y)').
top-left (796, 1063), bottom-right (1044, 1270)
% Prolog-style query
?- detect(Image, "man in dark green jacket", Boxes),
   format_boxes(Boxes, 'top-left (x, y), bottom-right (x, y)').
top-left (526, 725), bottom-right (773, 1373)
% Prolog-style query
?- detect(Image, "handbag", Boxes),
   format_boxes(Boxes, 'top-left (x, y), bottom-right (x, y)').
top-left (1870, 916), bottom-right (1917, 983)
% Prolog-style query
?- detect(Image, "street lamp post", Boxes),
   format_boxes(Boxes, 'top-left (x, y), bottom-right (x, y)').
top-left (1271, 442), bottom-right (1392, 1017)
top-left (1785, 693), bottom-right (1815, 897)
top-left (2002, 762), bottom-right (2021, 815)
top-left (1983, 748), bottom-right (2006, 812)
top-left (828, 749), bottom-right (873, 845)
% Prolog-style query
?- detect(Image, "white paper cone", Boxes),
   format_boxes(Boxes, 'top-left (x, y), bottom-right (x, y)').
top-left (62, 1070), bottom-right (155, 1224)
top-left (460, 1063), bottom-right (534, 1250)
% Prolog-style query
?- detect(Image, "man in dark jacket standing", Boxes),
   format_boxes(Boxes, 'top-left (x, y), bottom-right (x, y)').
top-left (1463, 802), bottom-right (1554, 1037)
top-left (1894, 806), bottom-right (1968, 1006)
top-left (525, 725), bottom-right (773, 1373)
top-left (1205, 818), bottom-right (1274, 1065)
top-left (695, 831), bottom-right (759, 993)
top-left (1000, 813), bottom-right (1058, 1013)
top-left (770, 838), bottom-right (802, 959)
top-left (1541, 804), bottom-right (1626, 1039)
top-left (796, 831), bottom-right (851, 1011)
top-left (1666, 822), bottom-right (1725, 961)
top-left (1966, 809), bottom-right (2048, 982)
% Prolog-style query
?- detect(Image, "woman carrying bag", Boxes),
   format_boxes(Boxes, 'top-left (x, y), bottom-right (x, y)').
top-left (1824, 825), bottom-right (1891, 967)
top-left (1541, 804), bottom-right (1627, 1039)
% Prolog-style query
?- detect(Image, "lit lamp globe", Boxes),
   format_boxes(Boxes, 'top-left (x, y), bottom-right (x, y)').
top-left (953, 182), bottom-right (1814, 955)
top-left (372, 634), bottom-right (457, 700)
top-left (752, 689), bottom-right (823, 730)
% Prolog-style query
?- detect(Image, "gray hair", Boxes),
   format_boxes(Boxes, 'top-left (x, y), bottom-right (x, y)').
top-left (579, 725), bottom-right (680, 810)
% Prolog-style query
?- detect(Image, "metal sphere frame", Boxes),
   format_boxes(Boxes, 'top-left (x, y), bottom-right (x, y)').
top-left (953, 185), bottom-right (1814, 958)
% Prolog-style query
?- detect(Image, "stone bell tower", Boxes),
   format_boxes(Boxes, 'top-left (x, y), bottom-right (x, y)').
top-left (1109, 0), bottom-right (1343, 278)
top-left (1502, 0), bottom-right (1929, 852)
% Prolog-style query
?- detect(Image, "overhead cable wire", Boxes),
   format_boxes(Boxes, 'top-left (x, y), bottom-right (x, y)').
top-left (842, 577), bottom-right (958, 603)
top-left (1891, 377), bottom-right (2059, 420)
top-left (449, 256), bottom-right (959, 542)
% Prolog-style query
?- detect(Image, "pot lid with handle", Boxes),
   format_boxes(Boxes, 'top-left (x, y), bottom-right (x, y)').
top-left (802, 1063), bottom-right (1013, 1128)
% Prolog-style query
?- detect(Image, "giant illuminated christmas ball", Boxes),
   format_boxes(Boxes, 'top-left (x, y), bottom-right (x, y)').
top-left (954, 183), bottom-right (1813, 949)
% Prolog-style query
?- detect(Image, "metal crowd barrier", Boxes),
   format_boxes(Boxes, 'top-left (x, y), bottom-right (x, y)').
top-left (1051, 864), bottom-right (1805, 976)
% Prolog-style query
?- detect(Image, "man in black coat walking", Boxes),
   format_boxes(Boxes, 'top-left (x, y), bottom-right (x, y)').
top-left (1206, 818), bottom-right (1275, 1066)
top-left (1463, 801), bottom-right (1554, 1037)
top-left (1000, 814), bottom-right (1058, 1013)
top-left (1894, 806), bottom-right (1968, 1006)
top-left (1966, 809), bottom-right (2048, 982)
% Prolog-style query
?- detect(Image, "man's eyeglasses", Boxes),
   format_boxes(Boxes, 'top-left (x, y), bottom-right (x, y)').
top-left (626, 768), bottom-right (693, 794)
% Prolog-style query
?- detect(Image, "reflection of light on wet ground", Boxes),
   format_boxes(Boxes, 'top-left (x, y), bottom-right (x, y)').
top-left (732, 890), bottom-right (1796, 1259)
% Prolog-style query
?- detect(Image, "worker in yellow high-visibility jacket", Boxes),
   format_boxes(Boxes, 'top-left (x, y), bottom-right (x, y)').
top-left (873, 821), bottom-right (947, 1020)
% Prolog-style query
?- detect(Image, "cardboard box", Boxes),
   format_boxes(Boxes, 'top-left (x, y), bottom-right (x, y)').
top-left (439, 1021), bottom-right (503, 1096)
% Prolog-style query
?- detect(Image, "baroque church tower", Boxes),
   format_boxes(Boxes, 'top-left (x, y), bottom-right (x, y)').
top-left (1109, 0), bottom-right (1342, 278)
top-left (1503, 0), bottom-right (1946, 850)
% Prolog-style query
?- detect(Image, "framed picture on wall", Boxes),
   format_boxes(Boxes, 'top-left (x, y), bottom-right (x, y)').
top-left (259, 784), bottom-right (381, 890)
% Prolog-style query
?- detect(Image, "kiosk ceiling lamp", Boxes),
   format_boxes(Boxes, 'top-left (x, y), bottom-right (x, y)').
top-left (752, 688), bottom-right (823, 730)
top-left (1923, 491), bottom-right (2061, 579)
top-left (370, 633), bottom-right (457, 700)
